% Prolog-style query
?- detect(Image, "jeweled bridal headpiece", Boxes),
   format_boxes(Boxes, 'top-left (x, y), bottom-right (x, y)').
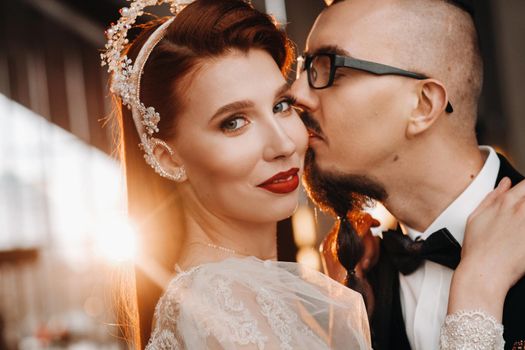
top-left (101, 0), bottom-right (196, 182)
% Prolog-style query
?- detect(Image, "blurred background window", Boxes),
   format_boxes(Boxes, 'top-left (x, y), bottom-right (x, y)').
top-left (0, 94), bottom-right (131, 349)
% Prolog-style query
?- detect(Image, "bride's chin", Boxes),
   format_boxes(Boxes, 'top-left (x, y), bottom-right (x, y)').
top-left (271, 198), bottom-right (300, 221)
top-left (242, 193), bottom-right (300, 223)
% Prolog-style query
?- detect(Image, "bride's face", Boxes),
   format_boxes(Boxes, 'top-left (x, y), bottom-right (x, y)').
top-left (171, 49), bottom-right (308, 223)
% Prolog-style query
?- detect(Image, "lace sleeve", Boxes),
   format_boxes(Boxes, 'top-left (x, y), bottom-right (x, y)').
top-left (145, 271), bottom-right (189, 350)
top-left (146, 329), bottom-right (183, 350)
top-left (440, 310), bottom-right (504, 350)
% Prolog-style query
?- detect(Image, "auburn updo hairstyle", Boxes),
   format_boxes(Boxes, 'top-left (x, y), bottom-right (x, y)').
top-left (110, 0), bottom-right (294, 348)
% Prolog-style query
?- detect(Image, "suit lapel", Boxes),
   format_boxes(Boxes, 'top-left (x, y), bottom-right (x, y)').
top-left (496, 153), bottom-right (524, 185)
top-left (369, 226), bottom-right (411, 350)
top-left (494, 153), bottom-right (525, 350)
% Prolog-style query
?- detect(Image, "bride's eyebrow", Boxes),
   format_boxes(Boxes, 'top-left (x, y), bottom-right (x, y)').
top-left (210, 100), bottom-right (254, 122)
top-left (210, 83), bottom-right (292, 122)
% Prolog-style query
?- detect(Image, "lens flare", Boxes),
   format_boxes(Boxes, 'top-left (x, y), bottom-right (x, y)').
top-left (292, 205), bottom-right (317, 247)
top-left (93, 216), bottom-right (138, 263)
top-left (297, 247), bottom-right (321, 271)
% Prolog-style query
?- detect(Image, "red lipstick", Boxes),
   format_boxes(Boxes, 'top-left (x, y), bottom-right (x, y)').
top-left (258, 168), bottom-right (300, 194)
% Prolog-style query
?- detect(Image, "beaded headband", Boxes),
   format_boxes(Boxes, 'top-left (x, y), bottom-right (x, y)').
top-left (101, 0), bottom-right (196, 181)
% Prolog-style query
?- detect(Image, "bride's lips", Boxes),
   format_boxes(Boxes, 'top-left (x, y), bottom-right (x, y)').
top-left (257, 168), bottom-right (300, 194)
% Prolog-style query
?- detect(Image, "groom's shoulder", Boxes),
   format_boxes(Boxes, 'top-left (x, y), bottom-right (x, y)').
top-left (491, 153), bottom-right (525, 347)
top-left (496, 153), bottom-right (524, 185)
top-left (503, 274), bottom-right (525, 348)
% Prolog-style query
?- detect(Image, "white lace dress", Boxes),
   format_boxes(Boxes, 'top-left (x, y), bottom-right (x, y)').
top-left (145, 257), bottom-right (371, 350)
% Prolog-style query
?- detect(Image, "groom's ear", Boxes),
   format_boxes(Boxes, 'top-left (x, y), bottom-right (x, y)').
top-left (406, 79), bottom-right (449, 138)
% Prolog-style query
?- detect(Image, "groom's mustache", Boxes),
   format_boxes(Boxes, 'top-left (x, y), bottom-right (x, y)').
top-left (300, 111), bottom-right (325, 139)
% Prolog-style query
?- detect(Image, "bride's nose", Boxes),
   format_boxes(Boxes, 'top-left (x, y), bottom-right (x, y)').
top-left (262, 119), bottom-right (297, 161)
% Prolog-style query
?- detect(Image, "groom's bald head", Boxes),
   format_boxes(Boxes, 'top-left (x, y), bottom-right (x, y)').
top-left (311, 0), bottom-right (482, 132)
top-left (295, 0), bottom-right (485, 215)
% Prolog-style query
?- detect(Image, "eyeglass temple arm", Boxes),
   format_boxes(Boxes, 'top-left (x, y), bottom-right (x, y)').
top-left (339, 56), bottom-right (427, 79)
top-left (339, 56), bottom-right (453, 113)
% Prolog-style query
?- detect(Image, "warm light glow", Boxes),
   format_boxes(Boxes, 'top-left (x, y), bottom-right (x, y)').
top-left (297, 247), bottom-right (321, 271)
top-left (292, 205), bottom-right (317, 247)
top-left (264, 0), bottom-right (287, 28)
top-left (135, 253), bottom-right (174, 290)
top-left (83, 296), bottom-right (104, 318)
top-left (365, 202), bottom-right (397, 237)
top-left (493, 145), bottom-right (510, 160)
top-left (93, 216), bottom-right (138, 263)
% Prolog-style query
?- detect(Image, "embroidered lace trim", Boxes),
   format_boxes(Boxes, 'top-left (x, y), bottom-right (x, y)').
top-left (440, 309), bottom-right (504, 350)
top-left (255, 287), bottom-right (316, 350)
top-left (144, 257), bottom-right (370, 349)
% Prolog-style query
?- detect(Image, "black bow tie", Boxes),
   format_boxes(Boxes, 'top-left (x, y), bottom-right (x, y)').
top-left (382, 227), bottom-right (462, 275)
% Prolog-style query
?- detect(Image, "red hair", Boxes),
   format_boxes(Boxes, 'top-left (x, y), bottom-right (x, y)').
top-left (111, 1), bottom-right (294, 347)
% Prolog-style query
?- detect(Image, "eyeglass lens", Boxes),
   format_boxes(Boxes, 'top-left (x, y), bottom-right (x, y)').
top-left (308, 55), bottom-right (331, 88)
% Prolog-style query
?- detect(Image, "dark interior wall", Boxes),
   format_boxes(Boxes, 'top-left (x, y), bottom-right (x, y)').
top-left (490, 0), bottom-right (525, 171)
top-left (472, 0), bottom-right (515, 164)
top-left (284, 0), bottom-right (325, 54)
top-left (0, 0), bottom-right (112, 154)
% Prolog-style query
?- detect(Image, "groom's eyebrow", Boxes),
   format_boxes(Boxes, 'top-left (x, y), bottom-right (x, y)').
top-left (305, 44), bottom-right (353, 57)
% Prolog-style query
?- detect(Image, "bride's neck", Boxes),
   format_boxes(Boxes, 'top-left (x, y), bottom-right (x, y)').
top-left (178, 206), bottom-right (278, 269)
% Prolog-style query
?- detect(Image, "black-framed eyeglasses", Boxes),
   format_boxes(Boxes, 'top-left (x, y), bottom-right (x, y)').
top-left (298, 53), bottom-right (453, 113)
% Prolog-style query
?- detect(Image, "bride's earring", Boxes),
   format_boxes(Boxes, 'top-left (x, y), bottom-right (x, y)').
top-left (147, 138), bottom-right (187, 183)
top-left (171, 165), bottom-right (186, 182)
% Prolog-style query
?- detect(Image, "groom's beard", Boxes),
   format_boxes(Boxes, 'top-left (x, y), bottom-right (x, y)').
top-left (303, 148), bottom-right (388, 217)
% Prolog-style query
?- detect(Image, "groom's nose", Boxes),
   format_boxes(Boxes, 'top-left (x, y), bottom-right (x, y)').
top-left (291, 65), bottom-right (320, 115)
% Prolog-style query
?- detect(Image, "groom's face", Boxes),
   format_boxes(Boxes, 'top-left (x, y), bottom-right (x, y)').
top-left (292, 1), bottom-right (415, 179)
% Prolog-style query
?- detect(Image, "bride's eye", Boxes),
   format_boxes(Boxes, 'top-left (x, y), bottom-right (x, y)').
top-left (220, 116), bottom-right (249, 133)
top-left (273, 96), bottom-right (297, 114)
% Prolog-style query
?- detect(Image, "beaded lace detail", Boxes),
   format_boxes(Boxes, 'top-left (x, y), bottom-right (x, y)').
top-left (255, 287), bottom-right (316, 350)
top-left (203, 276), bottom-right (267, 347)
top-left (145, 257), bottom-right (370, 350)
top-left (440, 309), bottom-right (504, 350)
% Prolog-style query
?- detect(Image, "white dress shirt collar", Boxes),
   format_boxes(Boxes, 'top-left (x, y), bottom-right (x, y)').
top-left (401, 146), bottom-right (500, 245)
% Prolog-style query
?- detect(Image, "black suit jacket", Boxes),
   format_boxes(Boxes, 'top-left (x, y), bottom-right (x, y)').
top-left (368, 154), bottom-right (525, 350)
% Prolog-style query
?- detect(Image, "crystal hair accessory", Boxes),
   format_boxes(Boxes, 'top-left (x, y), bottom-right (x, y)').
top-left (145, 138), bottom-right (187, 182)
top-left (100, 0), bottom-right (195, 180)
